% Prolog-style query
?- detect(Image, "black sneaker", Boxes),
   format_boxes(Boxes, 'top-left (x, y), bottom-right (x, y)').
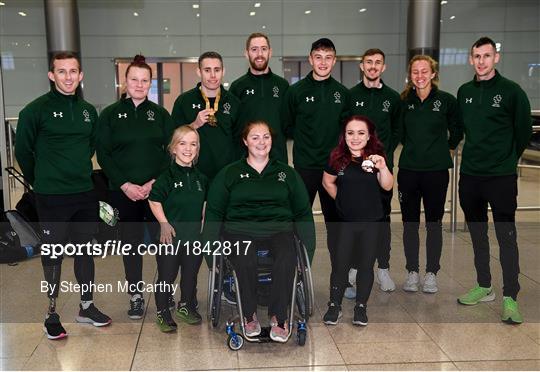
top-left (76, 303), bottom-right (112, 327)
top-left (156, 309), bottom-right (177, 333)
top-left (323, 302), bottom-right (342, 325)
top-left (128, 296), bottom-right (145, 320)
top-left (176, 304), bottom-right (202, 325)
top-left (353, 303), bottom-right (368, 326)
top-left (221, 283), bottom-right (236, 305)
top-left (44, 312), bottom-right (67, 340)
top-left (168, 295), bottom-right (175, 311)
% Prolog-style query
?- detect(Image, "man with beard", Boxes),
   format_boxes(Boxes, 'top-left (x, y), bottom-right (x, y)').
top-left (345, 49), bottom-right (401, 297)
top-left (172, 51), bottom-right (240, 181)
top-left (229, 33), bottom-right (289, 162)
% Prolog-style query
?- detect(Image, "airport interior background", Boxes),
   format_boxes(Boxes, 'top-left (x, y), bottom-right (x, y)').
top-left (0, 0), bottom-right (539, 370)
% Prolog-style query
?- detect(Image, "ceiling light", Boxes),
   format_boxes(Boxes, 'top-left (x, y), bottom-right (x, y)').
top-left (250, 11), bottom-right (256, 16)
top-left (18, 11), bottom-right (27, 16)
top-left (254, 2), bottom-right (261, 7)
top-left (196, 13), bottom-right (200, 17)
top-left (0, 2), bottom-right (6, 6)
top-left (441, 0), bottom-right (448, 4)
top-left (133, 12), bottom-right (139, 16)
top-left (449, 15), bottom-right (455, 19)
top-left (262, 25), bottom-right (266, 29)
top-left (192, 4), bottom-right (199, 9)
top-left (359, 8), bottom-right (367, 12)
top-left (304, 10), bottom-right (311, 14)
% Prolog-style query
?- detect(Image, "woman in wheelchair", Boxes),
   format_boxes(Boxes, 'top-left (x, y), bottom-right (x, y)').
top-left (204, 120), bottom-right (315, 343)
top-left (322, 115), bottom-right (394, 326)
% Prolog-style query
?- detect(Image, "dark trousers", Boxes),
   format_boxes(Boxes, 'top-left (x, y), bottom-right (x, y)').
top-left (377, 188), bottom-right (393, 269)
top-left (295, 167), bottom-right (340, 271)
top-left (35, 191), bottom-right (98, 301)
top-left (398, 169), bottom-right (449, 274)
top-left (226, 231), bottom-right (296, 323)
top-left (330, 222), bottom-right (380, 305)
top-left (459, 174), bottom-right (520, 299)
top-left (155, 242), bottom-right (202, 311)
top-left (109, 190), bottom-right (157, 296)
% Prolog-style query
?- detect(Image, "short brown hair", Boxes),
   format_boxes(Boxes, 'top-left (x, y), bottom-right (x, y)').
top-left (198, 51), bottom-right (223, 68)
top-left (245, 33), bottom-right (270, 50)
top-left (49, 51), bottom-right (81, 72)
top-left (361, 48), bottom-right (385, 62)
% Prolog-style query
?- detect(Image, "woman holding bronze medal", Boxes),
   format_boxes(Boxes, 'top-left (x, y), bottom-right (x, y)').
top-left (171, 51), bottom-right (240, 181)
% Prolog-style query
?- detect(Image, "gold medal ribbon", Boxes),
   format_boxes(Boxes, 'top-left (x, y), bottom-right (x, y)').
top-left (199, 87), bottom-right (221, 126)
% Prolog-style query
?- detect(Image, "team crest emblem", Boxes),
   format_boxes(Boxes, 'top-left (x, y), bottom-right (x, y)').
top-left (382, 100), bottom-right (390, 112)
top-left (433, 100), bottom-right (441, 112)
top-left (273, 86), bottom-right (279, 98)
top-left (278, 172), bottom-right (286, 182)
top-left (223, 102), bottom-right (231, 115)
top-left (82, 109), bottom-right (91, 123)
top-left (492, 94), bottom-right (502, 107)
top-left (147, 110), bottom-right (155, 121)
top-left (334, 92), bottom-right (341, 104)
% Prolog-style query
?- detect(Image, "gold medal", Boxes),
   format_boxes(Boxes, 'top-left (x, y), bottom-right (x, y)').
top-left (199, 87), bottom-right (221, 127)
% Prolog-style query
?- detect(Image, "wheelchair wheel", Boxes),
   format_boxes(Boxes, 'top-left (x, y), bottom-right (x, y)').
top-left (210, 256), bottom-right (224, 328)
top-left (296, 240), bottom-right (314, 318)
top-left (296, 328), bottom-right (307, 346)
top-left (227, 334), bottom-right (244, 351)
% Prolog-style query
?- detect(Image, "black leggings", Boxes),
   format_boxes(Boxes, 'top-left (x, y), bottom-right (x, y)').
top-left (154, 241), bottom-right (203, 311)
top-left (226, 231), bottom-right (296, 323)
top-left (330, 222), bottom-right (380, 305)
top-left (35, 191), bottom-right (98, 301)
top-left (398, 169), bottom-right (449, 274)
top-left (109, 190), bottom-right (158, 296)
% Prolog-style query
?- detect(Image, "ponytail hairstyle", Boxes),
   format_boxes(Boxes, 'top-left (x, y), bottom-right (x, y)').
top-left (125, 54), bottom-right (152, 79)
top-left (328, 115), bottom-right (385, 173)
top-left (400, 54), bottom-right (439, 100)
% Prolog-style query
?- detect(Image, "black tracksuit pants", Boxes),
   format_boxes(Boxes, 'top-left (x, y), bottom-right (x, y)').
top-left (459, 174), bottom-right (520, 299)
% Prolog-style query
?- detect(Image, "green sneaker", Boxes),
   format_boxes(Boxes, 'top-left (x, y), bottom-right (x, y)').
top-left (175, 305), bottom-right (202, 325)
top-left (501, 297), bottom-right (523, 324)
top-left (457, 285), bottom-right (496, 305)
top-left (156, 309), bottom-right (177, 333)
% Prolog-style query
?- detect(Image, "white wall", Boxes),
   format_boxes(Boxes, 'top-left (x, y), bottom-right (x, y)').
top-left (1, 0), bottom-right (538, 117)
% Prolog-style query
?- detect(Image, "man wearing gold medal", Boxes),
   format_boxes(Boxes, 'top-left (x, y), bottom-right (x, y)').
top-left (172, 51), bottom-right (240, 180)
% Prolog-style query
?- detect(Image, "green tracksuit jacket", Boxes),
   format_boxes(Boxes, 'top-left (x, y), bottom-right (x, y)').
top-left (349, 80), bottom-right (401, 170)
top-left (171, 84), bottom-right (240, 180)
top-left (204, 158), bottom-right (316, 261)
top-left (229, 69), bottom-right (289, 162)
top-left (15, 88), bottom-right (98, 194)
top-left (457, 70), bottom-right (532, 176)
top-left (283, 72), bottom-right (350, 170)
top-left (398, 88), bottom-right (463, 171)
top-left (149, 163), bottom-right (208, 241)
top-left (96, 97), bottom-right (174, 189)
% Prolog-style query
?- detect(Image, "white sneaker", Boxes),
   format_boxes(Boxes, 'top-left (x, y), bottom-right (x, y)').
top-left (376, 268), bottom-right (396, 292)
top-left (344, 286), bottom-right (356, 299)
top-left (403, 271), bottom-right (419, 292)
top-left (422, 272), bottom-right (438, 293)
top-left (344, 269), bottom-right (357, 299)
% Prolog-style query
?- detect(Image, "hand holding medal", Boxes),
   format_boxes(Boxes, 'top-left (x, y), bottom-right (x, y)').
top-left (200, 87), bottom-right (220, 127)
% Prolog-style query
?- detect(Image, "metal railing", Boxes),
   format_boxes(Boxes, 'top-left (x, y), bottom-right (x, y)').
top-left (3, 119), bottom-right (539, 232)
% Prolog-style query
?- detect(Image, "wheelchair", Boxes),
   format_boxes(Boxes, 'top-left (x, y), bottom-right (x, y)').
top-left (206, 236), bottom-right (314, 350)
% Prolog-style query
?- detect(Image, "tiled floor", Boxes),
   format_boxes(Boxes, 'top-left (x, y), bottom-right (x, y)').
top-left (0, 162), bottom-right (539, 370)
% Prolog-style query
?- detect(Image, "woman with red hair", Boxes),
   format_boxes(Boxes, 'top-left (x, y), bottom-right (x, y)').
top-left (322, 115), bottom-right (393, 326)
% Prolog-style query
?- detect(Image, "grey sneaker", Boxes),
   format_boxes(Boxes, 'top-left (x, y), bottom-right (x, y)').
top-left (403, 271), bottom-right (419, 292)
top-left (377, 268), bottom-right (396, 292)
top-left (422, 272), bottom-right (438, 293)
